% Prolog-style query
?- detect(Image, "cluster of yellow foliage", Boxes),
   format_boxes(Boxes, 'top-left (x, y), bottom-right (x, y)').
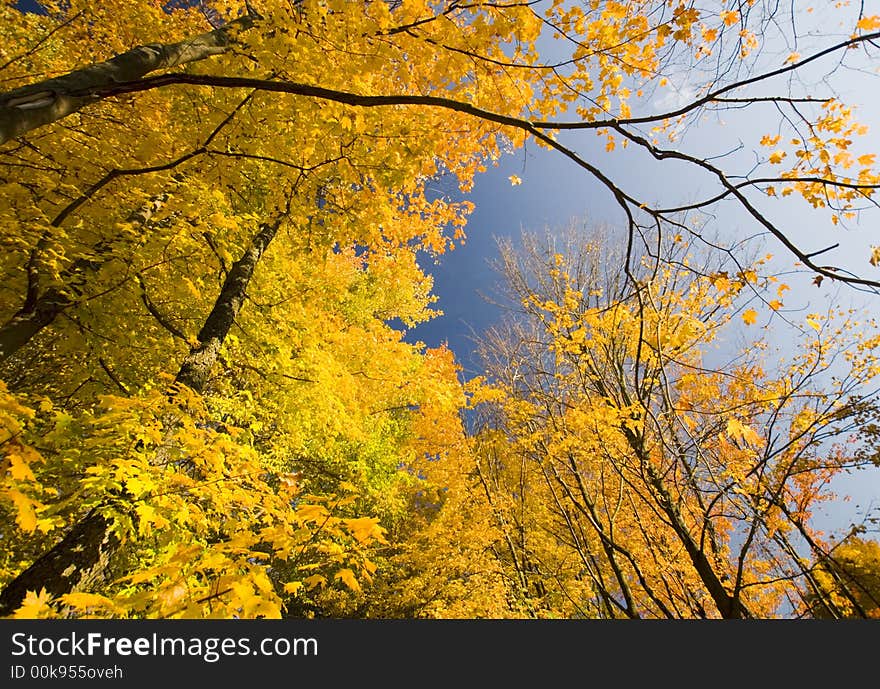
top-left (1, 0), bottom-right (879, 619)
top-left (464, 233), bottom-right (880, 618)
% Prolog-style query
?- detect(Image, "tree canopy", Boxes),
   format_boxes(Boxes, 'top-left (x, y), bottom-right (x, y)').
top-left (1, 0), bottom-right (880, 619)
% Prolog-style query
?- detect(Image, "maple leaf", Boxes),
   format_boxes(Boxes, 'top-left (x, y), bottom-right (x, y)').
top-left (335, 568), bottom-right (361, 593)
top-left (7, 489), bottom-right (40, 532)
top-left (303, 574), bottom-right (326, 591)
top-left (720, 10), bottom-right (739, 26)
top-left (343, 516), bottom-right (388, 544)
top-left (13, 589), bottom-right (54, 618)
top-left (283, 582), bottom-right (303, 595)
top-left (726, 418), bottom-right (762, 446)
top-left (742, 308), bottom-right (758, 325)
top-left (7, 450), bottom-right (36, 481)
top-left (60, 592), bottom-right (122, 614)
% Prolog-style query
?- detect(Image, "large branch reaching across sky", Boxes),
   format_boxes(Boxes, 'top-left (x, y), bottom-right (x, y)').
top-left (3, 14), bottom-right (879, 288)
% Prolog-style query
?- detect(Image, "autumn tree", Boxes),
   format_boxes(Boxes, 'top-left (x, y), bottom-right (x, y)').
top-left (2, 0), bottom-right (880, 618)
top-left (4, 1), bottom-right (880, 289)
top-left (806, 534), bottom-right (880, 618)
top-left (466, 227), bottom-right (880, 618)
top-left (0, 0), bottom-right (494, 617)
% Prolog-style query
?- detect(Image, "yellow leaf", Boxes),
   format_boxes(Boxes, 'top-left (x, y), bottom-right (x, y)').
top-left (768, 150), bottom-right (786, 164)
top-left (13, 588), bottom-right (54, 619)
top-left (207, 212), bottom-right (230, 228)
top-left (742, 309), bottom-right (758, 325)
top-left (181, 277), bottom-right (200, 299)
top-left (335, 568), bottom-right (361, 592)
top-left (157, 582), bottom-right (188, 610)
top-left (726, 418), bottom-right (761, 446)
top-left (303, 574), bottom-right (326, 590)
top-left (508, 175), bottom-right (523, 186)
top-left (806, 316), bottom-right (822, 331)
top-left (8, 450), bottom-right (36, 481)
top-left (60, 592), bottom-right (121, 613)
top-left (35, 517), bottom-right (58, 534)
top-left (296, 503), bottom-right (329, 523)
top-left (135, 503), bottom-right (168, 536)
top-left (343, 516), bottom-right (387, 544)
top-left (7, 489), bottom-right (39, 532)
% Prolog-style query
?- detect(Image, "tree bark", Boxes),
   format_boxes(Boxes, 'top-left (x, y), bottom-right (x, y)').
top-left (0, 16), bottom-right (253, 145)
top-left (0, 511), bottom-right (116, 616)
top-left (0, 216), bottom-right (283, 617)
top-left (175, 217), bottom-right (281, 393)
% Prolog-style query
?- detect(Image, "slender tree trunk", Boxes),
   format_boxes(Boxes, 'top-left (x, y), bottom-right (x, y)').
top-left (174, 218), bottom-right (281, 392)
top-left (625, 428), bottom-right (752, 619)
top-left (0, 15), bottom-right (253, 145)
top-left (0, 287), bottom-right (69, 361)
top-left (0, 216), bottom-right (283, 617)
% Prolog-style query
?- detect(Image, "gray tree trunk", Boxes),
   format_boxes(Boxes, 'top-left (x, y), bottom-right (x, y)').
top-left (0, 16), bottom-right (253, 145)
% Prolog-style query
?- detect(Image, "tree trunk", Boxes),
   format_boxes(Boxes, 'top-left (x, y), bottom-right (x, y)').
top-left (613, 423), bottom-right (751, 619)
top-left (638, 445), bottom-right (753, 619)
top-left (175, 217), bottom-right (281, 393)
top-left (0, 16), bottom-right (253, 145)
top-left (0, 511), bottom-right (116, 616)
top-left (0, 216), bottom-right (283, 617)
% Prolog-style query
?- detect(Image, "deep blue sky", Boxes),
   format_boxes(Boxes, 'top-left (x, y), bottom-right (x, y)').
top-left (409, 136), bottom-right (620, 376)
